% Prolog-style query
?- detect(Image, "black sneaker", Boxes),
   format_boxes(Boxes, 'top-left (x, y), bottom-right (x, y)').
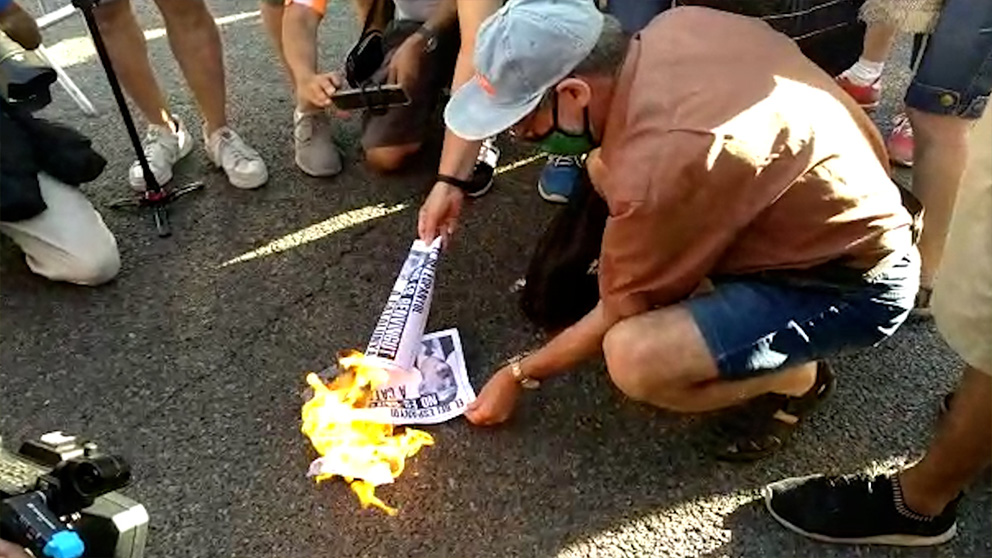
top-left (764, 473), bottom-right (958, 546)
top-left (467, 137), bottom-right (499, 198)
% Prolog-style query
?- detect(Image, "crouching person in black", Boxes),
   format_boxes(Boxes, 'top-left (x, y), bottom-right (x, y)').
top-left (1, 102), bottom-right (120, 286)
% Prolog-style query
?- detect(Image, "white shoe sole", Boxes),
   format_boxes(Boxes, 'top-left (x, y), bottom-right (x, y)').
top-left (128, 130), bottom-right (194, 192)
top-left (763, 484), bottom-right (957, 547)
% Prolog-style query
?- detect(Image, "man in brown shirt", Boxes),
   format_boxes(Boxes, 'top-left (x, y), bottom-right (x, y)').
top-left (432, 0), bottom-right (919, 459)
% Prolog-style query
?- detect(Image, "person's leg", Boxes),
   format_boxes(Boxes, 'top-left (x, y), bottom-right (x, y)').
top-left (903, 0), bottom-right (992, 296)
top-left (899, 366), bottom-right (991, 515)
top-left (907, 110), bottom-right (970, 290)
top-left (93, 0), bottom-right (192, 190)
top-left (260, 0), bottom-right (294, 88)
top-left (362, 21), bottom-right (458, 173)
top-left (151, 0), bottom-right (267, 189)
top-left (92, 0), bottom-right (170, 127)
top-left (602, 305), bottom-right (817, 414)
top-left (152, 0), bottom-right (225, 134)
top-left (862, 22), bottom-right (897, 63)
top-left (907, 101), bottom-right (992, 515)
top-left (836, 23), bottom-right (897, 109)
top-left (0, 174), bottom-right (119, 286)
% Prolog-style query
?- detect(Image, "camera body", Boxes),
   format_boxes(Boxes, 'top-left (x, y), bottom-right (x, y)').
top-left (0, 432), bottom-right (148, 558)
top-left (0, 31), bottom-right (56, 110)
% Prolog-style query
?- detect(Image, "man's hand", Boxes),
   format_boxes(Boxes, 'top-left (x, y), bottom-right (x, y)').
top-left (0, 1), bottom-right (42, 50)
top-left (298, 71), bottom-right (343, 109)
top-left (465, 366), bottom-right (521, 425)
top-left (387, 33), bottom-right (425, 91)
top-left (418, 181), bottom-right (465, 244)
top-left (0, 539), bottom-right (31, 558)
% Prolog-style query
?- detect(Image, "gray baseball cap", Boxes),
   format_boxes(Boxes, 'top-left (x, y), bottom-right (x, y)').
top-left (444, 0), bottom-right (605, 141)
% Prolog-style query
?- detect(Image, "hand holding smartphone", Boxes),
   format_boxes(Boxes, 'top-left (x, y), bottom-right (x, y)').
top-left (330, 83), bottom-right (410, 113)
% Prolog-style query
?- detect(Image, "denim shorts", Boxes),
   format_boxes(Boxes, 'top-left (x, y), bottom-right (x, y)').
top-left (906, 0), bottom-right (992, 119)
top-left (686, 250), bottom-right (920, 380)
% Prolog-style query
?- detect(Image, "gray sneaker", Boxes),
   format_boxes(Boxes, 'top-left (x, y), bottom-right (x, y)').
top-left (294, 109), bottom-right (342, 177)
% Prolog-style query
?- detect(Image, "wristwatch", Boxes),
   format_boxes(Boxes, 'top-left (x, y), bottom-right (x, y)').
top-left (415, 25), bottom-right (439, 53)
top-left (508, 355), bottom-right (540, 390)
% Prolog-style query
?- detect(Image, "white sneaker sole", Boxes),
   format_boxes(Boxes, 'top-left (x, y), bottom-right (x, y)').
top-left (763, 483), bottom-right (958, 547)
top-left (128, 129), bottom-right (194, 192)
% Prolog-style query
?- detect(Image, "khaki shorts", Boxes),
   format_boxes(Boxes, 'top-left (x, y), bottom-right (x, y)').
top-left (931, 103), bottom-right (992, 374)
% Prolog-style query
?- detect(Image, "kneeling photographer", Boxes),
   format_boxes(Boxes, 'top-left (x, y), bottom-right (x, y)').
top-left (0, 0), bottom-right (119, 286)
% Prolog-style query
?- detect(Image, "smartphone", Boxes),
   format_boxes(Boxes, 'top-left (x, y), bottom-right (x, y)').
top-left (330, 84), bottom-right (410, 111)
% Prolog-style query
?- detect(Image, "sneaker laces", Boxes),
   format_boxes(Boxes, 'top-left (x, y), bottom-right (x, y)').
top-left (548, 153), bottom-right (582, 167)
top-left (216, 129), bottom-right (259, 166)
top-left (295, 111), bottom-right (328, 143)
top-left (892, 113), bottom-right (914, 138)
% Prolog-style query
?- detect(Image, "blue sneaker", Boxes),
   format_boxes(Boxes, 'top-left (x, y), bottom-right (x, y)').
top-left (537, 154), bottom-right (583, 204)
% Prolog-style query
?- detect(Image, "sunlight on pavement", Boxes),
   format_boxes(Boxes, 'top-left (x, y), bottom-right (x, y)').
top-left (555, 490), bottom-right (753, 558)
top-left (554, 456), bottom-right (914, 558)
top-left (494, 153), bottom-right (546, 176)
top-left (43, 10), bottom-right (261, 68)
top-left (219, 203), bottom-right (408, 268)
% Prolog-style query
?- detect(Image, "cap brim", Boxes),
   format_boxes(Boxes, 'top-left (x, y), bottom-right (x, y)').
top-left (444, 79), bottom-right (544, 142)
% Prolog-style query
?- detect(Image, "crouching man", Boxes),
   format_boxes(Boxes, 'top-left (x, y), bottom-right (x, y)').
top-left (0, 3), bottom-right (118, 286)
top-left (445, 0), bottom-right (919, 460)
top-left (0, 102), bottom-right (120, 286)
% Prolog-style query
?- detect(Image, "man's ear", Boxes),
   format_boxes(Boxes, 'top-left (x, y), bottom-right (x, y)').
top-left (555, 77), bottom-right (592, 107)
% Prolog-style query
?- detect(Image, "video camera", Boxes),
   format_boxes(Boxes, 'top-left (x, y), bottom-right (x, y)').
top-left (0, 432), bottom-right (148, 558)
top-left (0, 30), bottom-right (56, 110)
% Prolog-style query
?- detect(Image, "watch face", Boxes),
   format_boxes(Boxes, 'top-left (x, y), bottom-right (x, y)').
top-left (521, 377), bottom-right (540, 390)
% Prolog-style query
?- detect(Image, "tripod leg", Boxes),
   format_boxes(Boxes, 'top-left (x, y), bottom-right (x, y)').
top-left (153, 206), bottom-right (171, 237)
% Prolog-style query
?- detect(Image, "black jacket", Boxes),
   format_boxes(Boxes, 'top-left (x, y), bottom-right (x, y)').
top-left (0, 100), bottom-right (106, 222)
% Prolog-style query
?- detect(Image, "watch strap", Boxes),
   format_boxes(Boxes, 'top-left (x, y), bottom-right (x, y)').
top-left (436, 173), bottom-right (487, 196)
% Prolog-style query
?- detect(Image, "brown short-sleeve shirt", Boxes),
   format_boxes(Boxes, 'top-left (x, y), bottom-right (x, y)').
top-left (596, 7), bottom-right (913, 321)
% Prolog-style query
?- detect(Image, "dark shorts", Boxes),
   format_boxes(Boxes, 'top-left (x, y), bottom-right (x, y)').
top-left (605, 0), bottom-right (670, 34)
top-left (905, 0), bottom-right (992, 119)
top-left (686, 250), bottom-right (920, 380)
top-left (361, 20), bottom-right (458, 150)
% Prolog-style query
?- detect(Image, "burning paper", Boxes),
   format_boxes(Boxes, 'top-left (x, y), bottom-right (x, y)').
top-left (365, 238), bottom-right (441, 370)
top-left (300, 239), bottom-right (476, 515)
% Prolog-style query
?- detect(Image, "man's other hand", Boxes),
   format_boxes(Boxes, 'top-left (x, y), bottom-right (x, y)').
top-left (0, 1), bottom-right (42, 50)
top-left (387, 32), bottom-right (425, 91)
top-left (298, 71), bottom-right (342, 109)
top-left (0, 539), bottom-right (31, 558)
top-left (418, 181), bottom-right (465, 245)
top-left (465, 366), bottom-right (521, 425)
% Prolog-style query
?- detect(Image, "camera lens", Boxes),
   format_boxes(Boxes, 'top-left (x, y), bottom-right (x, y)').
top-left (73, 455), bottom-right (131, 497)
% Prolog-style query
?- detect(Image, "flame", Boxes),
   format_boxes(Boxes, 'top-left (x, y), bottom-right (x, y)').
top-left (301, 350), bottom-right (434, 515)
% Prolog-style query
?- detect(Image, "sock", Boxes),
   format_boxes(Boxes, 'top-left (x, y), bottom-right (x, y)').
top-left (841, 57), bottom-right (885, 86)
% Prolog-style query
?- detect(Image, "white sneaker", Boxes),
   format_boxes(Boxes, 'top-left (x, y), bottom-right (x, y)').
top-left (128, 117), bottom-right (193, 192)
top-left (204, 126), bottom-right (268, 189)
top-left (294, 109), bottom-right (342, 177)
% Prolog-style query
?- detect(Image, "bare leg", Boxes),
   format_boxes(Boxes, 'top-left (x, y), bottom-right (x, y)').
top-left (908, 109), bottom-right (971, 288)
top-left (153, 0), bottom-right (227, 135)
top-left (602, 306), bottom-right (817, 414)
top-left (93, 0), bottom-right (170, 127)
top-left (899, 366), bottom-right (991, 515)
top-left (260, 1), bottom-right (293, 90)
top-left (861, 22), bottom-right (897, 63)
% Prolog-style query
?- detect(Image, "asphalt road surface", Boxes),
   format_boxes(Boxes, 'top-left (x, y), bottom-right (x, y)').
top-left (2, 3), bottom-right (989, 557)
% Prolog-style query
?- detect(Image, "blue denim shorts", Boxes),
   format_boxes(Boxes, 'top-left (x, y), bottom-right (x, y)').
top-left (686, 250), bottom-right (920, 380)
top-left (906, 0), bottom-right (992, 119)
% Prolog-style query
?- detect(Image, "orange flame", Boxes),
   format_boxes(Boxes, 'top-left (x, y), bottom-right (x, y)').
top-left (301, 350), bottom-right (434, 515)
